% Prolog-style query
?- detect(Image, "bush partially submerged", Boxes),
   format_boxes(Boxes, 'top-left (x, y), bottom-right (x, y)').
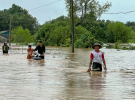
top-left (75, 33), bottom-right (103, 48)
top-left (105, 44), bottom-right (113, 48)
top-left (114, 42), bottom-right (120, 49)
top-left (113, 42), bottom-right (135, 50)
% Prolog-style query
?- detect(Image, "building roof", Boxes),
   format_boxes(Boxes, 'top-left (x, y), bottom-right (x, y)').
top-left (0, 30), bottom-right (9, 34)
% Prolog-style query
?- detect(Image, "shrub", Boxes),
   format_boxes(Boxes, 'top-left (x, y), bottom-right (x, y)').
top-left (75, 33), bottom-right (103, 48)
top-left (75, 39), bottom-right (83, 48)
top-left (122, 46), bottom-right (127, 50)
top-left (114, 41), bottom-right (120, 49)
top-left (105, 44), bottom-right (113, 48)
top-left (114, 42), bottom-right (119, 49)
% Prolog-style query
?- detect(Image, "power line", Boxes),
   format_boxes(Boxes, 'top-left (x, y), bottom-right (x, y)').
top-left (28, 0), bottom-right (61, 11)
top-left (104, 10), bottom-right (135, 14)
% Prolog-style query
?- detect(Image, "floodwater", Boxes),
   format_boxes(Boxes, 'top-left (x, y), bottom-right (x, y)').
top-left (0, 45), bottom-right (135, 100)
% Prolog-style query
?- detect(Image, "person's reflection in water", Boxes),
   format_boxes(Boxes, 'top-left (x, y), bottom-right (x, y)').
top-left (88, 72), bottom-right (107, 90)
top-left (39, 60), bottom-right (45, 66)
top-left (28, 59), bottom-right (33, 66)
top-left (3, 53), bottom-right (9, 56)
top-left (27, 59), bottom-right (45, 67)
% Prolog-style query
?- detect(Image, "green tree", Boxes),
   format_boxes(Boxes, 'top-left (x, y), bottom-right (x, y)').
top-left (12, 26), bottom-right (34, 44)
top-left (0, 11), bottom-right (10, 31)
top-left (75, 32), bottom-right (102, 48)
top-left (65, 0), bottom-right (111, 26)
top-left (107, 22), bottom-right (132, 43)
top-left (0, 4), bottom-right (40, 35)
top-left (34, 17), bottom-right (72, 46)
top-left (130, 30), bottom-right (135, 39)
top-left (125, 21), bottom-right (135, 31)
top-left (105, 31), bottom-right (114, 43)
top-left (94, 28), bottom-right (106, 41)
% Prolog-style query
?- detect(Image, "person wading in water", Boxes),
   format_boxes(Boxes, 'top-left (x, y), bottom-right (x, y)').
top-left (34, 41), bottom-right (45, 59)
top-left (2, 42), bottom-right (9, 54)
top-left (27, 45), bottom-right (34, 59)
top-left (87, 43), bottom-right (107, 72)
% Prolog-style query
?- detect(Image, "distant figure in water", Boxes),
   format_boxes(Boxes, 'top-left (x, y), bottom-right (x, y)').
top-left (87, 43), bottom-right (107, 72)
top-left (2, 42), bottom-right (9, 54)
top-left (27, 45), bottom-right (33, 59)
top-left (33, 41), bottom-right (45, 59)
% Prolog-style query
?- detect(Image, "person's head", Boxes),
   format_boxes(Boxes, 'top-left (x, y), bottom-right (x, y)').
top-left (4, 42), bottom-right (7, 45)
top-left (39, 41), bottom-right (43, 46)
top-left (92, 43), bottom-right (102, 51)
top-left (28, 45), bottom-right (31, 49)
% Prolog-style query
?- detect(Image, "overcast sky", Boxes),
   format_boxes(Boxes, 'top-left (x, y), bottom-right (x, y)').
top-left (0, 0), bottom-right (135, 24)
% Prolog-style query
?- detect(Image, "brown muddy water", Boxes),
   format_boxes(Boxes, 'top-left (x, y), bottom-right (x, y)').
top-left (0, 45), bottom-right (135, 100)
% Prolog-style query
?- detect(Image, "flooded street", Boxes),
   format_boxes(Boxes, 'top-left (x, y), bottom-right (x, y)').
top-left (0, 45), bottom-right (135, 100)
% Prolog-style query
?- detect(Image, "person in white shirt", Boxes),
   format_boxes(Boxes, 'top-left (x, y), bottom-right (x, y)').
top-left (87, 43), bottom-right (107, 72)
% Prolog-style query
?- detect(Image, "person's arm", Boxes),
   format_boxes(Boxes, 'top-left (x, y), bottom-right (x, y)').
top-left (102, 58), bottom-right (107, 70)
top-left (87, 58), bottom-right (93, 72)
top-left (102, 53), bottom-right (107, 70)
top-left (35, 46), bottom-right (39, 51)
top-left (42, 46), bottom-right (45, 56)
top-left (87, 53), bottom-right (93, 72)
top-left (27, 49), bottom-right (30, 55)
top-left (33, 46), bottom-right (38, 53)
top-left (7, 45), bottom-right (9, 50)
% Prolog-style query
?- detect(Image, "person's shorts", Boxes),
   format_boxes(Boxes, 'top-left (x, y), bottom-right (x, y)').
top-left (3, 51), bottom-right (8, 53)
top-left (92, 62), bottom-right (102, 71)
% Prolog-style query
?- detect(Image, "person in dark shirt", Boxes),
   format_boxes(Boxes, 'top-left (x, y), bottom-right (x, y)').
top-left (34, 41), bottom-right (45, 59)
top-left (2, 42), bottom-right (9, 53)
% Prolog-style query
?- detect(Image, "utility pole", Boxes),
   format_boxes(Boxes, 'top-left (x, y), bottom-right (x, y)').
top-left (9, 15), bottom-right (11, 46)
top-left (71, 0), bottom-right (74, 52)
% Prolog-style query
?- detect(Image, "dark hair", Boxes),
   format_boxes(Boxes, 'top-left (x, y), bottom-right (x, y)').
top-left (39, 41), bottom-right (42, 43)
top-left (28, 45), bottom-right (31, 47)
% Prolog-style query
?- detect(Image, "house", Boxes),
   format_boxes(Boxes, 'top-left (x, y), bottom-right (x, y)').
top-left (0, 30), bottom-right (9, 38)
top-left (0, 30), bottom-right (9, 42)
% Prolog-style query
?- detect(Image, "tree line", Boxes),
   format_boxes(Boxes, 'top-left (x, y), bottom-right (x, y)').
top-left (34, 0), bottom-right (135, 48)
top-left (0, 4), bottom-right (40, 35)
top-left (0, 1), bottom-right (135, 47)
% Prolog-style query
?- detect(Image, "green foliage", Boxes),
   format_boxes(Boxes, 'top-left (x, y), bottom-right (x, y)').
top-left (0, 4), bottom-right (40, 35)
top-left (74, 25), bottom-right (90, 40)
top-left (61, 38), bottom-right (71, 47)
top-left (75, 33), bottom-right (103, 48)
top-left (105, 31), bottom-right (114, 43)
top-left (125, 21), bottom-right (135, 31)
top-left (129, 39), bottom-right (135, 43)
top-left (107, 22), bottom-right (132, 43)
top-left (105, 44), bottom-right (113, 48)
top-left (129, 30), bottom-right (135, 39)
top-left (114, 41), bottom-right (120, 49)
top-left (49, 25), bottom-right (71, 46)
top-left (122, 46), bottom-right (127, 50)
top-left (122, 45), bottom-right (135, 50)
top-left (75, 39), bottom-right (83, 48)
top-left (94, 28), bottom-right (106, 41)
top-left (34, 18), bottom-right (72, 46)
top-left (129, 46), bottom-right (135, 50)
top-left (65, 0), bottom-right (112, 26)
top-left (12, 26), bottom-right (34, 44)
top-left (2, 2), bottom-right (135, 48)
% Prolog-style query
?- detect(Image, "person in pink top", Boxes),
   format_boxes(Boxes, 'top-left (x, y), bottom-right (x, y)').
top-left (87, 43), bottom-right (107, 72)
